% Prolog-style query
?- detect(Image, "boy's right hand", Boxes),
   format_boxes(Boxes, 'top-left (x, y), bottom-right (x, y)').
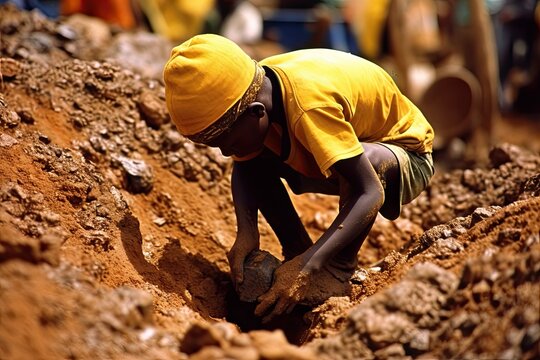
top-left (227, 232), bottom-right (259, 290)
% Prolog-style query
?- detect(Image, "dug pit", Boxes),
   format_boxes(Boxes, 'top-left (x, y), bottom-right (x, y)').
top-left (225, 249), bottom-right (312, 345)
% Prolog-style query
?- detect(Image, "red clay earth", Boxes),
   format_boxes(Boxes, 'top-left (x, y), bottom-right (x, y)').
top-left (0, 5), bottom-right (539, 360)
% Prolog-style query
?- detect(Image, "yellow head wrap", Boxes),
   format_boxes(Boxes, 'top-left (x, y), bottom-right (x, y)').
top-left (163, 34), bottom-right (265, 144)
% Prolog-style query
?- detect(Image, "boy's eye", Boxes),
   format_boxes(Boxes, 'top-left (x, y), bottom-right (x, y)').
top-left (206, 130), bottom-right (230, 147)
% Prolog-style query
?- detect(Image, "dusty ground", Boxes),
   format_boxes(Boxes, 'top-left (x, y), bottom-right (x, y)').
top-left (0, 5), bottom-right (539, 360)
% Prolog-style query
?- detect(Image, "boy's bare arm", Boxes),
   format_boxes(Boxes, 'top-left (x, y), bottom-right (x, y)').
top-left (301, 153), bottom-right (385, 271)
top-left (228, 161), bottom-right (261, 289)
top-left (255, 153), bottom-right (385, 320)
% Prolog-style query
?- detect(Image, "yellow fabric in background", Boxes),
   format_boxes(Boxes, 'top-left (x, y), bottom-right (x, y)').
top-left (260, 48), bottom-right (434, 178)
top-left (348, 0), bottom-right (391, 59)
top-left (138, 0), bottom-right (214, 41)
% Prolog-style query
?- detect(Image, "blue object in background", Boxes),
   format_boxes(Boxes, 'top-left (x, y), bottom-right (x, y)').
top-left (262, 8), bottom-right (359, 54)
top-left (0, 0), bottom-right (60, 18)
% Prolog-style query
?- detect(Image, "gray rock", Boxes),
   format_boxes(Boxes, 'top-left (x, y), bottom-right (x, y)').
top-left (237, 250), bottom-right (281, 303)
top-left (0, 133), bottom-right (18, 147)
top-left (137, 90), bottom-right (168, 129)
top-left (470, 206), bottom-right (501, 227)
top-left (117, 156), bottom-right (154, 194)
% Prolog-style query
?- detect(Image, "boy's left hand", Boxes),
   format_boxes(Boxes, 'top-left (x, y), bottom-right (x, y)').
top-left (254, 256), bottom-right (311, 323)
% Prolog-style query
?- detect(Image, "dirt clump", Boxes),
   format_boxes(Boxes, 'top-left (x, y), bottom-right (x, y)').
top-left (1, 4), bottom-right (539, 360)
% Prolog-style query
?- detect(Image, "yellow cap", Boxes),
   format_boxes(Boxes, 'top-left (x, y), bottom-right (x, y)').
top-left (164, 34), bottom-right (262, 142)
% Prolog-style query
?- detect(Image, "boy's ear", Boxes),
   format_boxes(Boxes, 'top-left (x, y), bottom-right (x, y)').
top-left (249, 102), bottom-right (265, 118)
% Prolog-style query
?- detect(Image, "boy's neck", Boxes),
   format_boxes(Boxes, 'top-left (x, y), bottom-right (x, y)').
top-left (263, 67), bottom-right (290, 160)
top-left (263, 68), bottom-right (286, 128)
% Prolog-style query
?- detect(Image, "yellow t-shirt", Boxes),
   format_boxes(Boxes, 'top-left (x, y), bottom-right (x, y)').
top-left (240, 49), bottom-right (434, 178)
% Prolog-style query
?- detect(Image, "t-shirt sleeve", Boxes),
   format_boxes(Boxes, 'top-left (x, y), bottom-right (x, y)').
top-left (293, 106), bottom-right (364, 177)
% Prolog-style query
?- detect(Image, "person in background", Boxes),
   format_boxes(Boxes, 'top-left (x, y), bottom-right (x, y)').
top-left (489, 0), bottom-right (539, 113)
top-left (278, 0), bottom-right (344, 49)
top-left (163, 34), bottom-right (434, 321)
top-left (511, 1), bottom-right (540, 115)
top-left (206, 0), bottom-right (263, 46)
top-left (137, 0), bottom-right (214, 42)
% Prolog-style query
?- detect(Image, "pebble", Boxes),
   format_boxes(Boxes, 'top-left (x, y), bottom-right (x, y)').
top-left (430, 237), bottom-right (464, 259)
top-left (42, 211), bottom-right (61, 225)
top-left (38, 133), bottom-right (51, 144)
top-left (0, 58), bottom-right (22, 78)
top-left (409, 329), bottom-right (430, 351)
top-left (442, 229), bottom-right (453, 238)
top-left (162, 130), bottom-right (182, 151)
top-left (89, 136), bottom-right (106, 153)
top-left (506, 328), bottom-right (525, 346)
top-left (0, 133), bottom-right (18, 147)
top-left (470, 206), bottom-right (500, 227)
top-left (1, 110), bottom-right (20, 128)
top-left (153, 217), bottom-right (166, 227)
top-left (117, 156), bottom-right (154, 194)
top-left (472, 280), bottom-right (491, 301)
top-left (138, 327), bottom-right (156, 342)
top-left (351, 268), bottom-right (369, 283)
top-left (522, 324), bottom-right (540, 351)
top-left (137, 90), bottom-right (168, 129)
top-left (56, 24), bottom-right (78, 40)
top-left (525, 233), bottom-right (539, 248)
top-left (489, 146), bottom-right (513, 167)
top-left (17, 109), bottom-right (35, 124)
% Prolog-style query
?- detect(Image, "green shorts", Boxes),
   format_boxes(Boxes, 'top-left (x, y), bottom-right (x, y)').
top-left (379, 143), bottom-right (434, 211)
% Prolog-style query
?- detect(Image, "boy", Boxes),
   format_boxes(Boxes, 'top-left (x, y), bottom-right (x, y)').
top-left (163, 34), bottom-right (434, 322)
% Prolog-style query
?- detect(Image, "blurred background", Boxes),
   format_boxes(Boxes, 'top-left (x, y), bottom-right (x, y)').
top-left (1, 0), bottom-right (539, 168)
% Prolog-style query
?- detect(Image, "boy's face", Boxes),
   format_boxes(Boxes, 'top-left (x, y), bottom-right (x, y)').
top-left (206, 103), bottom-right (269, 157)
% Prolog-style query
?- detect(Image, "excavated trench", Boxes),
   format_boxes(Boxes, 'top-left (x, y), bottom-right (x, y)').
top-left (225, 288), bottom-right (313, 345)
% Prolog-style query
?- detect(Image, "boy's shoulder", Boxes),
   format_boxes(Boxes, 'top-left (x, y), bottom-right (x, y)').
top-left (260, 49), bottom-right (390, 87)
top-left (261, 48), bottom-right (366, 66)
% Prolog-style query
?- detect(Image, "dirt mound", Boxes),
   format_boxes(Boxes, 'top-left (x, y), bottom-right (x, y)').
top-left (310, 197), bottom-right (540, 359)
top-left (1, 4), bottom-right (539, 359)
